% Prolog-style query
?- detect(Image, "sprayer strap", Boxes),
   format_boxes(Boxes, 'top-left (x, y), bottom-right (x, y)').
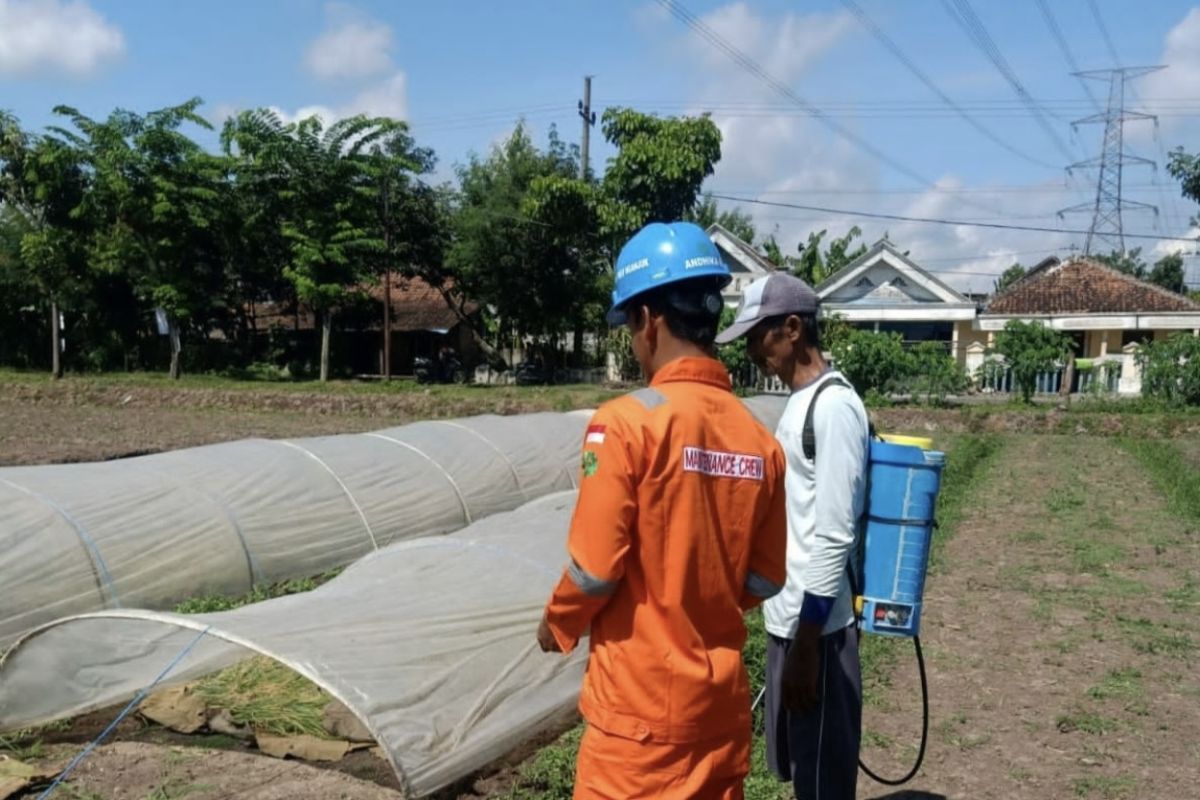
top-left (802, 375), bottom-right (854, 461)
top-left (867, 515), bottom-right (935, 528)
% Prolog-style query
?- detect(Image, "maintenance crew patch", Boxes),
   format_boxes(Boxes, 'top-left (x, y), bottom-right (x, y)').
top-left (682, 446), bottom-right (764, 481)
top-left (581, 450), bottom-right (599, 477)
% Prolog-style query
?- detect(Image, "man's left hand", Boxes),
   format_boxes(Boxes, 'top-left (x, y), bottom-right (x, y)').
top-left (781, 624), bottom-right (822, 714)
top-left (537, 614), bottom-right (562, 653)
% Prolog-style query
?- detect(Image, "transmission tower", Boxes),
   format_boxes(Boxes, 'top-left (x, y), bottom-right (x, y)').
top-left (1059, 66), bottom-right (1164, 255)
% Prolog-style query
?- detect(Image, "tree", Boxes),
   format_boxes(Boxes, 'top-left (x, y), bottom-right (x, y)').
top-left (448, 123), bottom-right (605, 363)
top-left (828, 328), bottom-right (912, 398)
top-left (594, 108), bottom-right (723, 242)
top-left (1148, 252), bottom-right (1185, 294)
top-left (453, 109), bottom-right (723, 367)
top-left (1137, 332), bottom-right (1200, 405)
top-left (762, 226), bottom-right (867, 285)
top-left (354, 123), bottom-right (443, 379)
top-left (55, 99), bottom-right (226, 379)
top-left (991, 320), bottom-right (1073, 404)
top-left (1167, 147), bottom-right (1200, 224)
top-left (686, 194), bottom-right (756, 243)
top-left (1094, 248), bottom-right (1147, 279)
top-left (908, 340), bottom-right (967, 405)
top-left (993, 262), bottom-right (1026, 294)
top-left (223, 110), bottom-right (407, 381)
top-left (0, 112), bottom-right (90, 377)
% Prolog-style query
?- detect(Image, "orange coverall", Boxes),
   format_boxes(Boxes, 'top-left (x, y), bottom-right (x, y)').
top-left (543, 357), bottom-right (788, 799)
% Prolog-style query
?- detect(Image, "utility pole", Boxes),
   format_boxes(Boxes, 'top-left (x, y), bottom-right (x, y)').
top-left (1059, 66), bottom-right (1164, 255)
top-left (578, 76), bottom-right (596, 180)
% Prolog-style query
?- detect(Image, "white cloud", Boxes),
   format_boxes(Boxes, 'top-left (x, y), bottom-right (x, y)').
top-left (0, 0), bottom-right (124, 77)
top-left (1127, 8), bottom-right (1200, 149)
top-left (694, 1), bottom-right (852, 83)
top-left (270, 70), bottom-right (408, 126)
top-left (655, 2), bottom-right (1096, 294)
top-left (305, 16), bottom-right (393, 80)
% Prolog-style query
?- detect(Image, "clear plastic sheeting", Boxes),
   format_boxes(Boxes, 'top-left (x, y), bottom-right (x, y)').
top-left (0, 493), bottom-right (588, 798)
top-left (0, 412), bottom-right (586, 648)
top-left (0, 394), bottom-right (790, 797)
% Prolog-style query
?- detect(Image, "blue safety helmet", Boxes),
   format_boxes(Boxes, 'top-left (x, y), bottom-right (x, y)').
top-left (606, 221), bottom-right (732, 326)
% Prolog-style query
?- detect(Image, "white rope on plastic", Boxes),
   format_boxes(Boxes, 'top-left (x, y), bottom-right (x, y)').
top-left (123, 461), bottom-right (263, 587)
top-left (273, 441), bottom-right (379, 551)
top-left (0, 478), bottom-right (121, 608)
top-left (364, 433), bottom-right (474, 525)
top-left (431, 420), bottom-right (527, 500)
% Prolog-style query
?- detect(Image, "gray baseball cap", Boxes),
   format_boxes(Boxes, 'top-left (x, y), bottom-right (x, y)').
top-left (714, 272), bottom-right (821, 344)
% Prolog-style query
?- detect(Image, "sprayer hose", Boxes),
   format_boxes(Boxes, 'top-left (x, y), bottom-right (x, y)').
top-left (858, 634), bottom-right (929, 786)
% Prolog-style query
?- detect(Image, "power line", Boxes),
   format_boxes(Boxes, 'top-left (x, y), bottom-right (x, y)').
top-left (1086, 0), bottom-right (1123, 68)
top-left (941, 0), bottom-right (1077, 162)
top-left (653, 0), bottom-right (942, 190)
top-left (708, 192), bottom-right (1200, 244)
top-left (840, 0), bottom-right (1057, 169)
top-left (1032, 0), bottom-right (1102, 110)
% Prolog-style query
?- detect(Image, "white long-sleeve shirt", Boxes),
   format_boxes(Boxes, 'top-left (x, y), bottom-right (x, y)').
top-left (763, 370), bottom-right (870, 639)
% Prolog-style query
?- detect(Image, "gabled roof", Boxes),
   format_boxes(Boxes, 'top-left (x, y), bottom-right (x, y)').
top-left (706, 223), bottom-right (776, 275)
top-left (252, 276), bottom-right (476, 333)
top-left (817, 238), bottom-right (972, 306)
top-left (985, 257), bottom-right (1200, 315)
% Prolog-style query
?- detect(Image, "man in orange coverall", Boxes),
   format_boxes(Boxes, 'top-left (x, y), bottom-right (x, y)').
top-left (536, 221), bottom-right (788, 799)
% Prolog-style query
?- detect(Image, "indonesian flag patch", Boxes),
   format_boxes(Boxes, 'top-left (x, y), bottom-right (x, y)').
top-left (585, 424), bottom-right (606, 445)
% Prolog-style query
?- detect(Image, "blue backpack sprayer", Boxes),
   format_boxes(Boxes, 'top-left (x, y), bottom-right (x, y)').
top-left (759, 377), bottom-right (946, 786)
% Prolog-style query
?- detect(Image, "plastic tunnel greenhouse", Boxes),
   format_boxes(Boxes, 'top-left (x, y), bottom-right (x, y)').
top-left (0, 395), bottom-right (789, 797)
top-left (0, 411), bottom-right (591, 648)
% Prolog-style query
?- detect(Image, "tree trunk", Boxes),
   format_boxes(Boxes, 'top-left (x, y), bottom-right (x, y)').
top-left (320, 311), bottom-right (332, 382)
top-left (169, 319), bottom-right (182, 380)
top-left (50, 299), bottom-right (62, 380)
top-left (383, 271), bottom-right (392, 381)
top-left (573, 325), bottom-right (584, 368)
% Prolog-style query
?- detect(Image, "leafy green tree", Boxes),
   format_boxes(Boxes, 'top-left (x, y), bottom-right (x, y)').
top-left (908, 340), bottom-right (967, 405)
top-left (223, 109), bottom-right (410, 380)
top-left (355, 122), bottom-right (444, 378)
top-left (449, 124), bottom-right (605, 363)
top-left (55, 99), bottom-right (226, 379)
top-left (828, 328), bottom-right (912, 397)
top-left (686, 194), bottom-right (757, 243)
top-left (991, 320), bottom-right (1073, 403)
top-left (715, 305), bottom-right (752, 388)
top-left (0, 112), bottom-right (90, 377)
top-left (1148, 251), bottom-right (1185, 294)
top-left (1137, 332), bottom-right (1200, 405)
top-left (1094, 248), bottom-right (1148, 279)
top-left (594, 108), bottom-right (722, 242)
top-left (1167, 147), bottom-right (1200, 224)
top-left (762, 226), bottom-right (866, 285)
top-left (993, 262), bottom-right (1026, 294)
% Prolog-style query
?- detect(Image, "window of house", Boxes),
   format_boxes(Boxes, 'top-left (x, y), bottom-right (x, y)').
top-left (1121, 330), bottom-right (1152, 348)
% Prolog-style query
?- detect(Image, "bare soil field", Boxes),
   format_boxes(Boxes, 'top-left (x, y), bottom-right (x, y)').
top-left (857, 435), bottom-right (1200, 800)
top-left (3, 376), bottom-right (1198, 799)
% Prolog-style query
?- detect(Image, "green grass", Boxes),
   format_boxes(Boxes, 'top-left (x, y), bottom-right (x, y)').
top-left (1118, 437), bottom-right (1200, 523)
top-left (193, 656), bottom-right (330, 738)
top-left (1087, 668), bottom-right (1144, 701)
top-left (1115, 615), bottom-right (1196, 659)
top-left (1056, 710), bottom-right (1120, 735)
top-left (1071, 775), bottom-right (1137, 799)
top-left (928, 433), bottom-right (1005, 573)
top-left (173, 569), bottom-right (342, 614)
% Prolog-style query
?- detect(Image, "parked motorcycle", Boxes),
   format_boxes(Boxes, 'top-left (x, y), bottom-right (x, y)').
top-left (414, 351), bottom-right (468, 384)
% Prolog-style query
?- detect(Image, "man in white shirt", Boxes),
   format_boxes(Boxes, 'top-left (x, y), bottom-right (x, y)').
top-left (716, 272), bottom-right (871, 800)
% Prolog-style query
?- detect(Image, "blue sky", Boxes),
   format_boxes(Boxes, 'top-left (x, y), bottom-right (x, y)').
top-left (2, 0), bottom-right (1198, 290)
